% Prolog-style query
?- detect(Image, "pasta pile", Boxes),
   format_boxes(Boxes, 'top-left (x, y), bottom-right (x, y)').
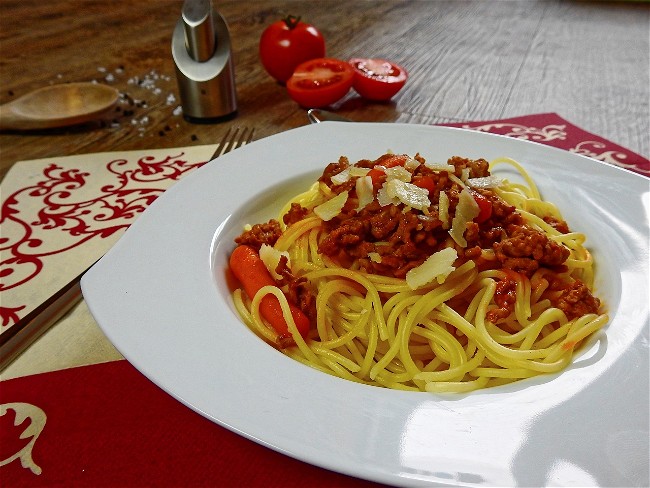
top-left (231, 154), bottom-right (608, 393)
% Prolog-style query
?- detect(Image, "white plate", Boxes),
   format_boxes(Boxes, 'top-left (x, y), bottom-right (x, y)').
top-left (82, 123), bottom-right (649, 487)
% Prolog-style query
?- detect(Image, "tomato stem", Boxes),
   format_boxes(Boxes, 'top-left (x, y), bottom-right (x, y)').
top-left (283, 14), bottom-right (301, 30)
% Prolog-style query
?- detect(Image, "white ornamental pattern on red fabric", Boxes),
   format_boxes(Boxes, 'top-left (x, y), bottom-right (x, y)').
top-left (461, 122), bottom-right (568, 142)
top-left (451, 114), bottom-right (649, 176)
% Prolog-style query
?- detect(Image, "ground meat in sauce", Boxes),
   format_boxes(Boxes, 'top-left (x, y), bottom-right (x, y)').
top-left (275, 256), bottom-right (318, 322)
top-left (487, 278), bottom-right (518, 322)
top-left (544, 215), bottom-right (571, 234)
top-left (493, 225), bottom-right (570, 277)
top-left (234, 219), bottom-right (282, 250)
top-left (318, 156), bottom-right (349, 185)
top-left (234, 153), bottom-right (601, 324)
top-left (553, 279), bottom-right (601, 320)
top-left (283, 203), bottom-right (309, 226)
top-left (313, 155), bottom-right (575, 281)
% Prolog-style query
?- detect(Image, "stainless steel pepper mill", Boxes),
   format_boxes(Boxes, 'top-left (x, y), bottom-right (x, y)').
top-left (171, 0), bottom-right (237, 121)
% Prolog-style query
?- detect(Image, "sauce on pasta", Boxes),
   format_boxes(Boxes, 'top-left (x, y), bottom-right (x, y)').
top-left (229, 153), bottom-right (607, 393)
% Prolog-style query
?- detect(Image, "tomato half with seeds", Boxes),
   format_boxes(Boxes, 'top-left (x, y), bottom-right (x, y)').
top-left (286, 58), bottom-right (354, 108)
top-left (349, 58), bottom-right (408, 101)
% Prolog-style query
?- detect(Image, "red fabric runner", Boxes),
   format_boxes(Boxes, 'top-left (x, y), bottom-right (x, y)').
top-left (442, 112), bottom-right (648, 177)
top-left (1, 360), bottom-right (377, 487)
top-left (1, 113), bottom-right (647, 487)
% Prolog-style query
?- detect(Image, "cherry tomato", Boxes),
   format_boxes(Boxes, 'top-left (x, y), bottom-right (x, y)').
top-left (367, 154), bottom-right (410, 185)
top-left (286, 58), bottom-right (354, 108)
top-left (413, 176), bottom-right (436, 194)
top-left (470, 190), bottom-right (493, 223)
top-left (259, 15), bottom-right (326, 83)
top-left (349, 58), bottom-right (408, 101)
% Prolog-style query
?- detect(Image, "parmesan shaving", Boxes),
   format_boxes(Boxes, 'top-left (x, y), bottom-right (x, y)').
top-left (467, 175), bottom-right (504, 189)
top-left (448, 173), bottom-right (466, 188)
top-left (448, 188), bottom-right (479, 247)
top-left (384, 179), bottom-right (431, 211)
top-left (355, 175), bottom-right (374, 211)
top-left (368, 252), bottom-right (382, 263)
top-left (314, 191), bottom-right (349, 221)
top-left (330, 168), bottom-right (351, 185)
top-left (424, 160), bottom-right (455, 172)
top-left (349, 167), bottom-right (370, 177)
top-left (384, 165), bottom-right (412, 182)
top-left (405, 247), bottom-right (458, 289)
top-left (404, 157), bottom-right (420, 171)
top-left (259, 244), bottom-right (290, 280)
top-left (377, 184), bottom-right (400, 207)
top-left (439, 191), bottom-right (450, 229)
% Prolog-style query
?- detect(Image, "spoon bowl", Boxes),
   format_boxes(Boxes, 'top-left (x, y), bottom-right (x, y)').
top-left (0, 82), bottom-right (120, 130)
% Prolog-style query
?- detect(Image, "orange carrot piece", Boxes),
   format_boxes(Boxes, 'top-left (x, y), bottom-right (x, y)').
top-left (229, 245), bottom-right (310, 342)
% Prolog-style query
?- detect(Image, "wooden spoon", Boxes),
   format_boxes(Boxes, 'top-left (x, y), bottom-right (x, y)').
top-left (0, 82), bottom-right (120, 130)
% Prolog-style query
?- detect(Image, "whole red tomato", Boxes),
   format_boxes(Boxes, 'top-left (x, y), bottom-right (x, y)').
top-left (259, 15), bottom-right (326, 83)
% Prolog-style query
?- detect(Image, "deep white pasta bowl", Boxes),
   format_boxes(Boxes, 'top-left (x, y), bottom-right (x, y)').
top-left (82, 122), bottom-right (649, 487)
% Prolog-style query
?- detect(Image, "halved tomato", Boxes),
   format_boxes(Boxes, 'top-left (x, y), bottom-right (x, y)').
top-left (286, 58), bottom-right (354, 108)
top-left (349, 58), bottom-right (408, 101)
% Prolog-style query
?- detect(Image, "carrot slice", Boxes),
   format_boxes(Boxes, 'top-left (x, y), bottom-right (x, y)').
top-left (229, 245), bottom-right (310, 344)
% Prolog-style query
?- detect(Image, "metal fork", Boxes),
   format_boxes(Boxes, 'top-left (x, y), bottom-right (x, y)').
top-left (210, 126), bottom-right (255, 160)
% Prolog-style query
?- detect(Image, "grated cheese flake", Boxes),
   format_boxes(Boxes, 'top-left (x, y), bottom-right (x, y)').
top-left (404, 157), bottom-right (420, 171)
top-left (448, 188), bottom-right (480, 247)
top-left (314, 191), bottom-right (349, 221)
top-left (385, 165), bottom-right (412, 182)
top-left (377, 184), bottom-right (400, 207)
top-left (406, 247), bottom-right (458, 289)
top-left (349, 167), bottom-right (370, 177)
top-left (385, 179), bottom-right (431, 211)
top-left (448, 173), bottom-right (466, 188)
top-left (425, 160), bottom-right (455, 172)
top-left (330, 168), bottom-right (351, 185)
top-left (259, 244), bottom-right (290, 280)
top-left (368, 252), bottom-right (382, 263)
top-left (467, 175), bottom-right (504, 189)
top-left (439, 191), bottom-right (450, 229)
top-left (355, 175), bottom-right (374, 212)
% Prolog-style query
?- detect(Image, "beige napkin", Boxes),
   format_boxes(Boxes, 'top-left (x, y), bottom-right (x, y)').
top-left (1, 144), bottom-right (219, 379)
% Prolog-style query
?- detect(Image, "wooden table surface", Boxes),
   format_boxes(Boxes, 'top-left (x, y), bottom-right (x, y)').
top-left (1, 0), bottom-right (648, 182)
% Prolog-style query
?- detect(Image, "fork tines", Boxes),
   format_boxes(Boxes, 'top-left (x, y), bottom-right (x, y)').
top-left (211, 126), bottom-right (255, 160)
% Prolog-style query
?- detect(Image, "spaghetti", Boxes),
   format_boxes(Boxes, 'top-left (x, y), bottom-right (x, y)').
top-left (229, 153), bottom-right (608, 393)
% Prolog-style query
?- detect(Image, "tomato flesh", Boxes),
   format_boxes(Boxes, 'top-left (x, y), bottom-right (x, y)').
top-left (413, 176), bottom-right (436, 195)
top-left (470, 191), bottom-right (493, 223)
top-left (367, 155), bottom-right (409, 186)
top-left (349, 58), bottom-right (408, 101)
top-left (286, 58), bottom-right (354, 108)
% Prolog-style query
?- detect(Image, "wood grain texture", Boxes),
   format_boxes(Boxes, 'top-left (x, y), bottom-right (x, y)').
top-left (1, 0), bottom-right (648, 181)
